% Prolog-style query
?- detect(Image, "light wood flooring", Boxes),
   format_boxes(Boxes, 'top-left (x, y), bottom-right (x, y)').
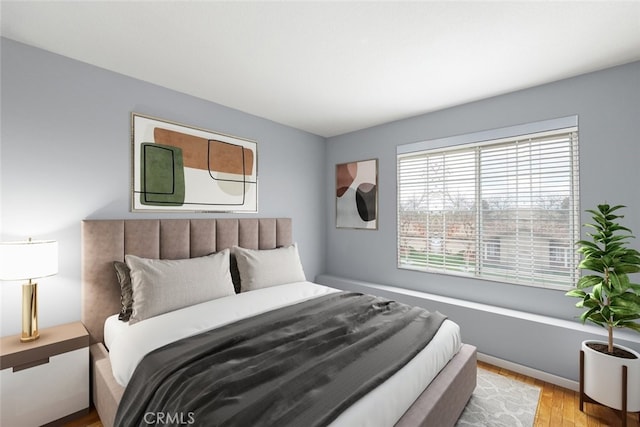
top-left (479, 361), bottom-right (640, 427)
top-left (65, 361), bottom-right (639, 427)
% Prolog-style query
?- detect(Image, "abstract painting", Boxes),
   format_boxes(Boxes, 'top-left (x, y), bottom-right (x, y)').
top-left (131, 113), bottom-right (257, 212)
top-left (336, 159), bottom-right (378, 229)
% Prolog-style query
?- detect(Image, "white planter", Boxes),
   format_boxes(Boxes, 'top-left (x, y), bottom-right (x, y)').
top-left (582, 340), bottom-right (640, 411)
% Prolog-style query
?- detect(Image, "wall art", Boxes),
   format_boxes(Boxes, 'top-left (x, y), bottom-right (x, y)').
top-left (336, 158), bottom-right (378, 229)
top-left (131, 113), bottom-right (257, 212)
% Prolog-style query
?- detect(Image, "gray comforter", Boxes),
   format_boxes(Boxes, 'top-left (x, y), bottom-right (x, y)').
top-left (115, 291), bottom-right (447, 427)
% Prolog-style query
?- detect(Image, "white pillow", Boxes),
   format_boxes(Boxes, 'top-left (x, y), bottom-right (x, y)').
top-left (125, 249), bottom-right (234, 323)
top-left (233, 244), bottom-right (306, 292)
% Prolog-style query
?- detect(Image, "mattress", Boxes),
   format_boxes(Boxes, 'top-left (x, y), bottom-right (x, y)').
top-left (105, 281), bottom-right (462, 426)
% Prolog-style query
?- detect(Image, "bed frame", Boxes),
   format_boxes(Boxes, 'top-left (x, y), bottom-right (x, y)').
top-left (81, 218), bottom-right (476, 427)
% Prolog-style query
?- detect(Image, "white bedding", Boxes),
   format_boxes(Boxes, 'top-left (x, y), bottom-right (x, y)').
top-left (105, 281), bottom-right (461, 427)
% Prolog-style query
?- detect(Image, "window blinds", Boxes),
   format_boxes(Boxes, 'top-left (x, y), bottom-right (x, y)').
top-left (397, 122), bottom-right (580, 289)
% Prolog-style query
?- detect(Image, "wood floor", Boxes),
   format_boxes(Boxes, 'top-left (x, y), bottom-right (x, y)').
top-left (65, 361), bottom-right (639, 427)
top-left (479, 361), bottom-right (640, 427)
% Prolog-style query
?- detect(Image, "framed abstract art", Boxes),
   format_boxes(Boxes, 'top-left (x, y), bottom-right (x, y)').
top-left (335, 158), bottom-right (378, 229)
top-left (131, 113), bottom-right (257, 212)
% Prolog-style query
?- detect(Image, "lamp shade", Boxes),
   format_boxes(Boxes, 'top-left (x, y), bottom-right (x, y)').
top-left (0, 240), bottom-right (58, 281)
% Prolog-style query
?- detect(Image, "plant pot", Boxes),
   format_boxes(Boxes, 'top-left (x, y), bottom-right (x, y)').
top-left (582, 340), bottom-right (640, 412)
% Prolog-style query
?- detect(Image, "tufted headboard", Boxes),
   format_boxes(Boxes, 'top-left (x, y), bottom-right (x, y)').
top-left (81, 218), bottom-right (292, 344)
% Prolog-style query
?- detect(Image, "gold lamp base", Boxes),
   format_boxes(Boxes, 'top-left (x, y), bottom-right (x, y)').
top-left (21, 280), bottom-right (39, 342)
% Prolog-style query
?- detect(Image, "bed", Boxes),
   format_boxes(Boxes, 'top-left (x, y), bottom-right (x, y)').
top-left (81, 218), bottom-right (476, 427)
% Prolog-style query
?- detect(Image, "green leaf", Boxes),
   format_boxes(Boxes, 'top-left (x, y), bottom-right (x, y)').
top-left (590, 312), bottom-right (608, 324)
top-left (579, 306), bottom-right (600, 324)
top-left (607, 243), bottom-right (624, 252)
top-left (606, 204), bottom-right (626, 214)
top-left (624, 248), bottom-right (640, 257)
top-left (584, 223), bottom-right (604, 234)
top-left (586, 208), bottom-right (604, 218)
top-left (581, 296), bottom-right (599, 308)
top-left (565, 289), bottom-right (587, 298)
top-left (576, 239), bottom-right (599, 247)
top-left (616, 313), bottom-right (640, 321)
top-left (608, 235), bottom-right (632, 244)
top-left (593, 283), bottom-right (603, 301)
top-left (594, 216), bottom-right (608, 229)
top-left (614, 292), bottom-right (640, 306)
top-left (615, 264), bottom-right (640, 274)
top-left (609, 273), bottom-right (627, 293)
top-left (620, 253), bottom-right (640, 264)
top-left (577, 249), bottom-right (602, 258)
top-left (609, 306), bottom-right (639, 317)
top-left (576, 275), bottom-right (603, 289)
top-left (609, 224), bottom-right (633, 233)
top-left (579, 258), bottom-right (605, 272)
top-left (576, 240), bottom-right (601, 250)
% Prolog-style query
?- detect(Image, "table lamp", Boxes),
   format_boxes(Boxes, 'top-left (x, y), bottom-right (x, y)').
top-left (0, 238), bottom-right (58, 342)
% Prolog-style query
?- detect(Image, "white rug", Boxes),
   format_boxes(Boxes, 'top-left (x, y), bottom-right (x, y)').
top-left (456, 368), bottom-right (541, 427)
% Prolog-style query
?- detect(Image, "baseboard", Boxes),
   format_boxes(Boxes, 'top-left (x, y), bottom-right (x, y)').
top-left (478, 352), bottom-right (579, 391)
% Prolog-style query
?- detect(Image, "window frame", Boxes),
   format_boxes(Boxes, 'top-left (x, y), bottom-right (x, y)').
top-left (396, 116), bottom-right (580, 290)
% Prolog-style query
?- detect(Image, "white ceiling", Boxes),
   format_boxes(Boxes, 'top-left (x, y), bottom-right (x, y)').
top-left (2, 1), bottom-right (640, 137)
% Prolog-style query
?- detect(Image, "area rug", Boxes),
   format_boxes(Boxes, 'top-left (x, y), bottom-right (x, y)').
top-left (456, 368), bottom-right (541, 427)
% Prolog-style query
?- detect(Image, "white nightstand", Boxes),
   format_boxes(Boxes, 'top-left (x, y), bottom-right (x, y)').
top-left (0, 321), bottom-right (90, 427)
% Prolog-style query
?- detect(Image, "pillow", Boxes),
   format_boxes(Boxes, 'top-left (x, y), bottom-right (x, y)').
top-left (233, 244), bottom-right (306, 292)
top-left (125, 249), bottom-right (235, 324)
top-left (113, 261), bottom-right (133, 321)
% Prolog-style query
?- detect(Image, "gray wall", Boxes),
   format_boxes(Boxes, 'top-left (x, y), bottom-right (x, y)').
top-left (0, 38), bottom-right (326, 336)
top-left (323, 61), bottom-right (640, 381)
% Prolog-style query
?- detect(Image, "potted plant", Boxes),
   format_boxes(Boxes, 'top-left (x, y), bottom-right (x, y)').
top-left (566, 203), bottom-right (640, 414)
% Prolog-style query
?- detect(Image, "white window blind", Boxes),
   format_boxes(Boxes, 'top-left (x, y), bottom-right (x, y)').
top-left (397, 120), bottom-right (580, 289)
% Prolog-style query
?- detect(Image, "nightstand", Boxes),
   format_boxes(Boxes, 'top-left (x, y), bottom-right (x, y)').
top-left (0, 321), bottom-right (90, 427)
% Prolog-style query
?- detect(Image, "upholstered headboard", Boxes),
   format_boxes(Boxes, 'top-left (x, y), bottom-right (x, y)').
top-left (81, 218), bottom-right (292, 344)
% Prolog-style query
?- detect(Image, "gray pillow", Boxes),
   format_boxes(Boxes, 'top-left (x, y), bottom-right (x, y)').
top-left (125, 249), bottom-right (235, 323)
top-left (233, 244), bottom-right (306, 292)
top-left (113, 261), bottom-right (133, 321)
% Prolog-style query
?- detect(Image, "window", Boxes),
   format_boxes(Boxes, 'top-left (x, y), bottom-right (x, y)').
top-left (549, 242), bottom-right (571, 269)
top-left (484, 239), bottom-right (501, 263)
top-left (397, 117), bottom-right (580, 289)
